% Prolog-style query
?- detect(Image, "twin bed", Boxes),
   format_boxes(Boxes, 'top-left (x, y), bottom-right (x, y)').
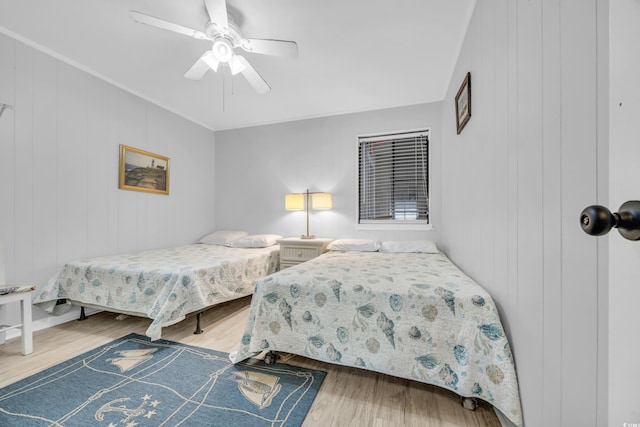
top-left (34, 235), bottom-right (522, 426)
top-left (34, 232), bottom-right (280, 340)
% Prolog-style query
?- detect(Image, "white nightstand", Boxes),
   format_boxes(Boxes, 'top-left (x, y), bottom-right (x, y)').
top-left (277, 237), bottom-right (333, 270)
top-left (0, 286), bottom-right (35, 355)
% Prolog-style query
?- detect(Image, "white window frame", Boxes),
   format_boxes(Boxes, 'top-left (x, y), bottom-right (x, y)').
top-left (355, 128), bottom-right (433, 231)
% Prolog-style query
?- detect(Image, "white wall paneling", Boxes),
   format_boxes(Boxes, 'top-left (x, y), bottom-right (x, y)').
top-left (214, 103), bottom-right (443, 243)
top-left (560, 3), bottom-right (601, 425)
top-left (440, 0), bottom-right (606, 425)
top-left (0, 32), bottom-right (16, 328)
top-left (595, 2), bottom-right (609, 425)
top-left (31, 51), bottom-right (59, 290)
top-left (0, 33), bottom-right (216, 328)
top-left (540, 1), bottom-right (564, 424)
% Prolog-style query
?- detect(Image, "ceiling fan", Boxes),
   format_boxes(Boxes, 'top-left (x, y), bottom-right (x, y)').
top-left (129, 0), bottom-right (298, 94)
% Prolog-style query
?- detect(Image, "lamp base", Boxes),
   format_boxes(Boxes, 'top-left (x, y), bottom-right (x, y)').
top-left (300, 234), bottom-right (316, 239)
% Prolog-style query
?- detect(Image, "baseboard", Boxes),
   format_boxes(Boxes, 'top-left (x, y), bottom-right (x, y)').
top-left (3, 306), bottom-right (102, 341)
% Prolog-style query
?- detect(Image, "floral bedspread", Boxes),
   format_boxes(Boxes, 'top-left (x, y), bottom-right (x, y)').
top-left (34, 244), bottom-right (280, 340)
top-left (230, 251), bottom-right (522, 426)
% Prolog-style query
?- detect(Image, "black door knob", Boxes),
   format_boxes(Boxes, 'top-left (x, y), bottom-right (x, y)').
top-left (580, 201), bottom-right (640, 240)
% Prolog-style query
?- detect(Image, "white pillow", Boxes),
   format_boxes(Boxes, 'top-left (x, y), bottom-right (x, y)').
top-left (229, 234), bottom-right (283, 248)
top-left (327, 239), bottom-right (381, 252)
top-left (379, 240), bottom-right (439, 253)
top-left (198, 230), bottom-right (248, 246)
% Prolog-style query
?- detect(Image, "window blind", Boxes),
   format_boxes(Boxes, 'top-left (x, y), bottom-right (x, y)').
top-left (358, 130), bottom-right (429, 224)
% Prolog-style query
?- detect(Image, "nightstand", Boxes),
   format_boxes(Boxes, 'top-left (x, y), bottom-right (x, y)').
top-left (0, 286), bottom-right (35, 355)
top-left (277, 237), bottom-right (333, 270)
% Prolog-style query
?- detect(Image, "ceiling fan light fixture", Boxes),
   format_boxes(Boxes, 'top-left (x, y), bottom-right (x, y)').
top-left (230, 55), bottom-right (246, 75)
top-left (201, 51), bottom-right (220, 72)
top-left (212, 38), bottom-right (233, 62)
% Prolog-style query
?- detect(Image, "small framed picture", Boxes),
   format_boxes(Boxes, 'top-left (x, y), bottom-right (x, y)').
top-left (455, 72), bottom-right (471, 134)
top-left (119, 145), bottom-right (170, 195)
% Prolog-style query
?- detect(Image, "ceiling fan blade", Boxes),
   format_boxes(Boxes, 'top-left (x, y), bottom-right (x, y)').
top-left (184, 51), bottom-right (219, 80)
top-left (204, 0), bottom-right (229, 30)
top-left (233, 55), bottom-right (270, 94)
top-left (229, 55), bottom-right (246, 75)
top-left (240, 38), bottom-right (299, 58)
top-left (130, 11), bottom-right (208, 40)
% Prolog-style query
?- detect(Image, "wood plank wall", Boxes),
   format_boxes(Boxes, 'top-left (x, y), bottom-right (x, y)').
top-left (440, 1), bottom-right (607, 426)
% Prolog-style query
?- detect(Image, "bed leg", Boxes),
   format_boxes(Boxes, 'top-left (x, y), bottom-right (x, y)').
top-left (78, 306), bottom-right (87, 321)
top-left (194, 311), bottom-right (204, 335)
top-left (264, 351), bottom-right (279, 365)
top-left (461, 397), bottom-right (478, 411)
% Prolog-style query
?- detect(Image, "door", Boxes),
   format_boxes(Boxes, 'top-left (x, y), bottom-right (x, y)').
top-left (609, 0), bottom-right (640, 424)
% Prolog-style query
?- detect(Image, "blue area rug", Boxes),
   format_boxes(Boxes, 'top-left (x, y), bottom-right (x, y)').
top-left (0, 333), bottom-right (326, 426)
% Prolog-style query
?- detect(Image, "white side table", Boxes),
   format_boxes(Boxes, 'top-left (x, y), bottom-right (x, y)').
top-left (0, 287), bottom-right (35, 355)
top-left (277, 237), bottom-right (333, 270)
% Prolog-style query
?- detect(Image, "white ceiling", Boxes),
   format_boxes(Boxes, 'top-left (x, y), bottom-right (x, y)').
top-left (0, 0), bottom-right (475, 131)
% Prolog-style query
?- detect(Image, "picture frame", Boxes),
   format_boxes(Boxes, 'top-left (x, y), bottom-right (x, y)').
top-left (119, 144), bottom-right (170, 195)
top-left (455, 72), bottom-right (471, 134)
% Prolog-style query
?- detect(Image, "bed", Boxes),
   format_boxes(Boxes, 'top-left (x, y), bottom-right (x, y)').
top-left (34, 233), bottom-right (281, 341)
top-left (230, 243), bottom-right (523, 427)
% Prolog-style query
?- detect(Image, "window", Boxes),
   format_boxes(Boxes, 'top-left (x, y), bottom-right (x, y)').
top-left (358, 129), bottom-right (429, 228)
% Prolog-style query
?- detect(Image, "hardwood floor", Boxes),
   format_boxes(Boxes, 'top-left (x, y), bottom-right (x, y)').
top-left (0, 297), bottom-right (501, 426)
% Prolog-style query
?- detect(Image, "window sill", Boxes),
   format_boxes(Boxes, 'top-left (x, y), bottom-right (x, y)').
top-left (354, 223), bottom-right (434, 231)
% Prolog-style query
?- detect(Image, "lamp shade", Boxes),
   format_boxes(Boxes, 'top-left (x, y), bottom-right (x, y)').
top-left (285, 193), bottom-right (305, 210)
top-left (312, 192), bottom-right (332, 210)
